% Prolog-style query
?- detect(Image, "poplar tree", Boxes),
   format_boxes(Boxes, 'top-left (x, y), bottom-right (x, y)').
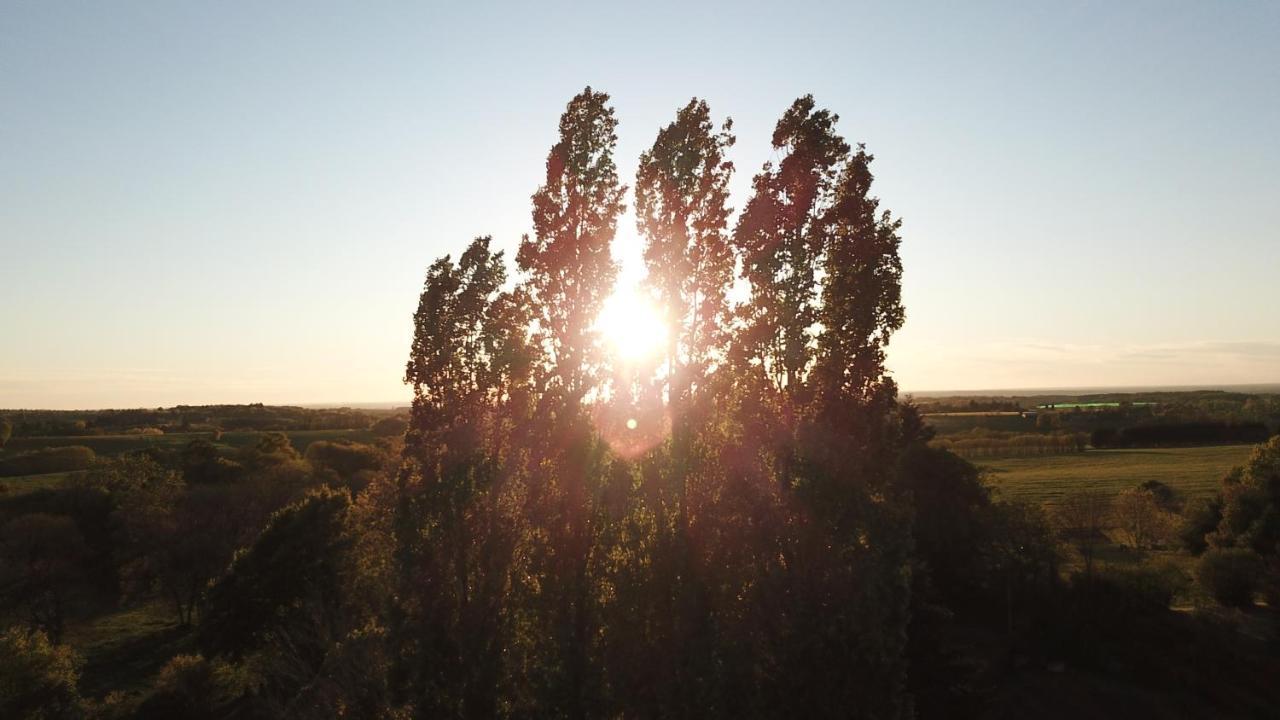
top-left (732, 95), bottom-right (849, 398)
top-left (393, 237), bottom-right (531, 717)
top-left (632, 98), bottom-right (736, 714)
top-left (727, 96), bottom-right (913, 718)
top-left (518, 87), bottom-right (627, 405)
top-left (514, 88), bottom-right (628, 719)
top-left (814, 144), bottom-right (905, 427)
top-left (635, 98), bottom-right (736, 405)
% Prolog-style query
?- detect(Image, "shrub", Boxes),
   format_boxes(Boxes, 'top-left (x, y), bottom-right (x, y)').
top-left (0, 446), bottom-right (96, 477)
top-left (0, 626), bottom-right (82, 719)
top-left (1196, 548), bottom-right (1262, 608)
top-left (1101, 561), bottom-right (1189, 610)
top-left (370, 416), bottom-right (408, 438)
top-left (134, 654), bottom-right (239, 720)
top-left (1179, 496), bottom-right (1223, 555)
top-left (83, 691), bottom-right (137, 720)
top-left (305, 440), bottom-right (385, 481)
top-left (123, 427), bottom-right (164, 436)
top-left (1138, 479), bottom-right (1180, 512)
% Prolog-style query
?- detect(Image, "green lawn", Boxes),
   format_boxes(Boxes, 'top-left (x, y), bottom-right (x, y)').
top-left (980, 445), bottom-right (1255, 505)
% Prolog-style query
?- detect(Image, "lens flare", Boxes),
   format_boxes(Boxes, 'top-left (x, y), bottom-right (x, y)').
top-left (595, 287), bottom-right (667, 363)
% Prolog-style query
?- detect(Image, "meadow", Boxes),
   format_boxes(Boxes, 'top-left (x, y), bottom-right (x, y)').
top-left (979, 444), bottom-right (1254, 505)
top-left (0, 471), bottom-right (77, 497)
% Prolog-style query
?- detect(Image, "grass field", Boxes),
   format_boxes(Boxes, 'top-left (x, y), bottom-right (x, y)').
top-left (0, 428), bottom-right (378, 459)
top-left (980, 444), bottom-right (1255, 505)
top-left (0, 471), bottom-right (79, 496)
top-left (925, 413), bottom-right (1036, 434)
top-left (63, 600), bottom-right (192, 698)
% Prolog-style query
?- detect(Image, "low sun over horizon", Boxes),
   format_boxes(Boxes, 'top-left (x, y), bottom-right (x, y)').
top-left (3, 2), bottom-right (1278, 410)
top-left (5, 5), bottom-right (1280, 718)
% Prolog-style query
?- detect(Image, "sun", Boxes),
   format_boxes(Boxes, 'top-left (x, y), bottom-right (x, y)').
top-left (596, 286), bottom-right (668, 363)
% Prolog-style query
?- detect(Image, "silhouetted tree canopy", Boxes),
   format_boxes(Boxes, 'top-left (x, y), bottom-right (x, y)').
top-left (2, 88), bottom-right (1192, 719)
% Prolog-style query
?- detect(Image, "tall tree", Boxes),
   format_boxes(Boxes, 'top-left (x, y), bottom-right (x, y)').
top-left (732, 95), bottom-right (849, 399)
top-left (726, 96), bottom-right (915, 718)
top-left (813, 145), bottom-right (904, 422)
top-left (510, 88), bottom-right (629, 718)
top-left (393, 236), bottom-right (531, 717)
top-left (635, 98), bottom-right (736, 405)
top-left (631, 98), bottom-right (736, 713)
top-left (404, 236), bottom-right (511, 439)
top-left (518, 87), bottom-right (626, 405)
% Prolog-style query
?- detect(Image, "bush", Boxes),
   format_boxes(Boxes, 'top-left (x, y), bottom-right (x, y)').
top-left (0, 626), bottom-right (82, 719)
top-left (1196, 548), bottom-right (1262, 608)
top-left (1101, 562), bottom-right (1189, 610)
top-left (134, 654), bottom-right (239, 720)
top-left (370, 416), bottom-right (408, 438)
top-left (1138, 479), bottom-right (1180, 512)
top-left (0, 446), bottom-right (96, 477)
top-left (1179, 496), bottom-right (1223, 555)
top-left (305, 440), bottom-right (386, 481)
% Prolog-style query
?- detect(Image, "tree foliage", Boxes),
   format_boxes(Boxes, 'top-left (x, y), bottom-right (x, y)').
top-left (381, 90), bottom-right (922, 718)
top-left (732, 95), bottom-right (849, 396)
top-left (0, 514), bottom-right (91, 641)
top-left (1196, 547), bottom-right (1262, 608)
top-left (518, 86), bottom-right (626, 403)
top-left (0, 626), bottom-right (82, 720)
top-left (0, 89), bottom-right (1083, 719)
top-left (635, 97), bottom-right (736, 402)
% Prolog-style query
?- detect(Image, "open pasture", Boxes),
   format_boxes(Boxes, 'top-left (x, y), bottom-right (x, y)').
top-left (980, 444), bottom-right (1255, 505)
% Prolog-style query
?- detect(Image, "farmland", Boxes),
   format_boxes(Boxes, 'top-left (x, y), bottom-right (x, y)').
top-left (979, 444), bottom-right (1255, 505)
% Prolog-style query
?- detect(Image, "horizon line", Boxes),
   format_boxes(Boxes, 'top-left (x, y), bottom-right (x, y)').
top-left (4, 381), bottom-right (1280, 413)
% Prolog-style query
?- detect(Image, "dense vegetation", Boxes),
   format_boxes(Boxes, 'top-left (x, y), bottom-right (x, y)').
top-left (0, 447), bottom-right (97, 478)
top-left (0, 406), bottom-right (395, 439)
top-left (1090, 420), bottom-right (1271, 448)
top-left (1, 89), bottom-right (1278, 719)
top-left (921, 393), bottom-right (1278, 459)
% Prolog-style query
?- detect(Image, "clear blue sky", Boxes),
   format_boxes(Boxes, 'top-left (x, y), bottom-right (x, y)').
top-left (3, 1), bottom-right (1277, 409)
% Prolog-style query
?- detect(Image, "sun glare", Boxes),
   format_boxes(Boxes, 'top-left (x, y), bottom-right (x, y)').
top-left (596, 287), bottom-right (668, 363)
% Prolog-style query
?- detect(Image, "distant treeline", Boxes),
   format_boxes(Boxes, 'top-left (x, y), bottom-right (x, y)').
top-left (932, 429), bottom-right (1088, 458)
top-left (0, 404), bottom-right (400, 438)
top-left (922, 392), bottom-right (1280, 440)
top-left (914, 397), bottom-right (1023, 413)
top-left (1091, 421), bottom-right (1273, 449)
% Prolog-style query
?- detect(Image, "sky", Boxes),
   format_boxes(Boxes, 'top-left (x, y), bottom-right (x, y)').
top-left (2, 1), bottom-right (1278, 409)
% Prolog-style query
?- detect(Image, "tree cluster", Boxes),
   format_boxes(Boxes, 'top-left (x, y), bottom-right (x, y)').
top-left (1091, 421), bottom-right (1272, 449)
top-left (0, 89), bottom-right (1086, 719)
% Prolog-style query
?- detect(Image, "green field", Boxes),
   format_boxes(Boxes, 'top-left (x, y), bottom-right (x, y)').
top-left (925, 413), bottom-right (1035, 434)
top-left (0, 428), bottom-right (378, 459)
top-left (980, 444), bottom-right (1255, 505)
top-left (0, 471), bottom-right (79, 496)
